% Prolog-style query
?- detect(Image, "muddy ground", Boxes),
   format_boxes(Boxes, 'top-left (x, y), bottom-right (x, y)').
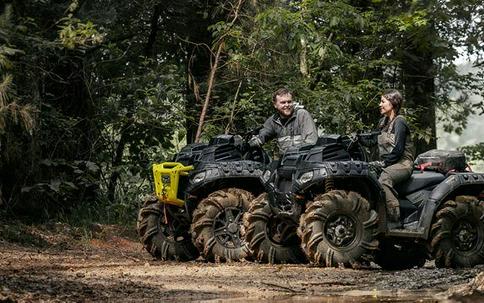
top-left (0, 223), bottom-right (483, 302)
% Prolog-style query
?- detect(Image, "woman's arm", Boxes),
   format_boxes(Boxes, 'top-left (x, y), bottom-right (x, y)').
top-left (382, 118), bottom-right (408, 166)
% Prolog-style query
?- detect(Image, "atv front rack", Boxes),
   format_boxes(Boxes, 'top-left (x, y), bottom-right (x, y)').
top-left (152, 162), bottom-right (193, 207)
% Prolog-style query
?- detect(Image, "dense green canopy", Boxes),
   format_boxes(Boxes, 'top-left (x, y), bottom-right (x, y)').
top-left (0, 0), bottom-right (482, 219)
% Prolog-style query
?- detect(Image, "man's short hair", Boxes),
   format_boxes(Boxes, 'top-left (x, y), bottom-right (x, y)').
top-left (272, 88), bottom-right (292, 103)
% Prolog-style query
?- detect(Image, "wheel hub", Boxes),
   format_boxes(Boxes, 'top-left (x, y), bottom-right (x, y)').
top-left (213, 207), bottom-right (243, 249)
top-left (453, 221), bottom-right (478, 251)
top-left (227, 222), bottom-right (238, 234)
top-left (335, 225), bottom-right (346, 237)
top-left (325, 215), bottom-right (356, 247)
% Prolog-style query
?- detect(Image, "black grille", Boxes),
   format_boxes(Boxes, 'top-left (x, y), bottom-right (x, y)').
top-left (306, 143), bottom-right (351, 162)
top-left (197, 144), bottom-right (243, 163)
top-left (213, 145), bottom-right (243, 161)
top-left (175, 143), bottom-right (209, 165)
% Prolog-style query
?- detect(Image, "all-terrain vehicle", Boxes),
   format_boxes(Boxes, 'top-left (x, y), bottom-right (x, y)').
top-left (137, 134), bottom-right (270, 262)
top-left (243, 134), bottom-right (369, 264)
top-left (294, 143), bottom-right (484, 269)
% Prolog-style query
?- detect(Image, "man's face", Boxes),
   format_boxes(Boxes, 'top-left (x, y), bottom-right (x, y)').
top-left (273, 93), bottom-right (294, 118)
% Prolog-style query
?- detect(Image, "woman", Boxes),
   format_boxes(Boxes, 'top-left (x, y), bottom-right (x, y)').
top-left (376, 89), bottom-right (415, 223)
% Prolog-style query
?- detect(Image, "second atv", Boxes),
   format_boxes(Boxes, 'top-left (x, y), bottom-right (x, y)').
top-left (243, 134), bottom-right (368, 263)
top-left (296, 144), bottom-right (484, 269)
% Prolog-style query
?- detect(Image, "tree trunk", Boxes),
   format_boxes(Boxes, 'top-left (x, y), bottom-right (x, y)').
top-left (107, 118), bottom-right (132, 203)
top-left (144, 4), bottom-right (163, 58)
top-left (106, 3), bottom-right (164, 202)
top-left (401, 30), bottom-right (437, 155)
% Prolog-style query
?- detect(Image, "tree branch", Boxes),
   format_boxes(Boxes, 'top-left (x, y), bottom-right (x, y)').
top-left (195, 41), bottom-right (224, 142)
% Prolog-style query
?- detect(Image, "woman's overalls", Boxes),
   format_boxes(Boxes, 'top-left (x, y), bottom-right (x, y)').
top-left (377, 116), bottom-right (415, 222)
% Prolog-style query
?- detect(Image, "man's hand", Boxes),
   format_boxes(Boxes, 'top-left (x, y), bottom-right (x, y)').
top-left (369, 160), bottom-right (385, 168)
top-left (368, 160), bottom-right (384, 177)
top-left (248, 136), bottom-right (262, 148)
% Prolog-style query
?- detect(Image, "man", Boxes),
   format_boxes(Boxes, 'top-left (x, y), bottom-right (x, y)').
top-left (249, 88), bottom-right (318, 155)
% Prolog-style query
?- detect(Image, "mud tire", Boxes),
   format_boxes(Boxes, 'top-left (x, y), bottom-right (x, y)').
top-left (191, 188), bottom-right (253, 262)
top-left (243, 193), bottom-right (307, 264)
top-left (137, 196), bottom-right (199, 261)
top-left (431, 196), bottom-right (484, 268)
top-left (298, 190), bottom-right (378, 268)
top-left (374, 240), bottom-right (427, 270)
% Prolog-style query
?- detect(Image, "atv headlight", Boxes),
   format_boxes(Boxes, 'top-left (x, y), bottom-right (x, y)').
top-left (262, 170), bottom-right (272, 182)
top-left (192, 172), bottom-right (206, 184)
top-left (298, 171), bottom-right (314, 184)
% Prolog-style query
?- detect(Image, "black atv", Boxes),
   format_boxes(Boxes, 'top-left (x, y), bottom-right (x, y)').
top-left (295, 142), bottom-right (484, 269)
top-left (137, 134), bottom-right (270, 262)
top-left (243, 134), bottom-right (368, 264)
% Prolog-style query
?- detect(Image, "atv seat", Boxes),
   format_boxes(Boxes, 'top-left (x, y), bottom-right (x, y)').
top-left (395, 171), bottom-right (445, 196)
top-left (316, 134), bottom-right (342, 145)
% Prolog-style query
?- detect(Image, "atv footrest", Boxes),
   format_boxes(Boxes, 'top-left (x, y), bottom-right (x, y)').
top-left (387, 227), bottom-right (425, 238)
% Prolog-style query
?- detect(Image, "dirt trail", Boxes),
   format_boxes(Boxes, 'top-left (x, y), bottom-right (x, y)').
top-left (0, 223), bottom-right (483, 302)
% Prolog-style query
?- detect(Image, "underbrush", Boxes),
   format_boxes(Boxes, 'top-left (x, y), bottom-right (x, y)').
top-left (0, 170), bottom-right (151, 249)
top-left (0, 194), bottom-right (141, 248)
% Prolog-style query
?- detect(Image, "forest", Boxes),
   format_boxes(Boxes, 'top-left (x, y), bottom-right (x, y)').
top-left (1, 0), bottom-right (483, 223)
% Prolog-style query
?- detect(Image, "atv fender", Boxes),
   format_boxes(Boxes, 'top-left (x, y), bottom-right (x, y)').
top-left (419, 172), bottom-right (484, 239)
top-left (187, 160), bottom-right (265, 196)
top-left (293, 161), bottom-right (384, 206)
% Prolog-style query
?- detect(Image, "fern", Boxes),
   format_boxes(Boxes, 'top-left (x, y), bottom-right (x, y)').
top-left (0, 4), bottom-right (34, 133)
top-left (0, 53), bottom-right (12, 71)
top-left (0, 74), bottom-right (12, 107)
top-left (0, 4), bottom-right (12, 28)
top-left (19, 103), bottom-right (35, 131)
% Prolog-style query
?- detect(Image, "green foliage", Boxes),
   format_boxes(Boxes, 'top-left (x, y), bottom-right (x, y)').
top-left (58, 0), bottom-right (104, 49)
top-left (58, 18), bottom-right (104, 49)
top-left (1, 0), bottom-right (483, 225)
top-left (0, 7), bottom-right (34, 133)
top-left (0, 0), bottom-right (192, 220)
top-left (389, 9), bottom-right (428, 32)
top-left (208, 0), bottom-right (389, 136)
top-left (20, 159), bottom-right (100, 212)
top-left (0, 4), bottom-right (37, 213)
top-left (0, 73), bottom-right (13, 107)
top-left (205, 0), bottom-right (484, 143)
top-left (459, 143), bottom-right (484, 162)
